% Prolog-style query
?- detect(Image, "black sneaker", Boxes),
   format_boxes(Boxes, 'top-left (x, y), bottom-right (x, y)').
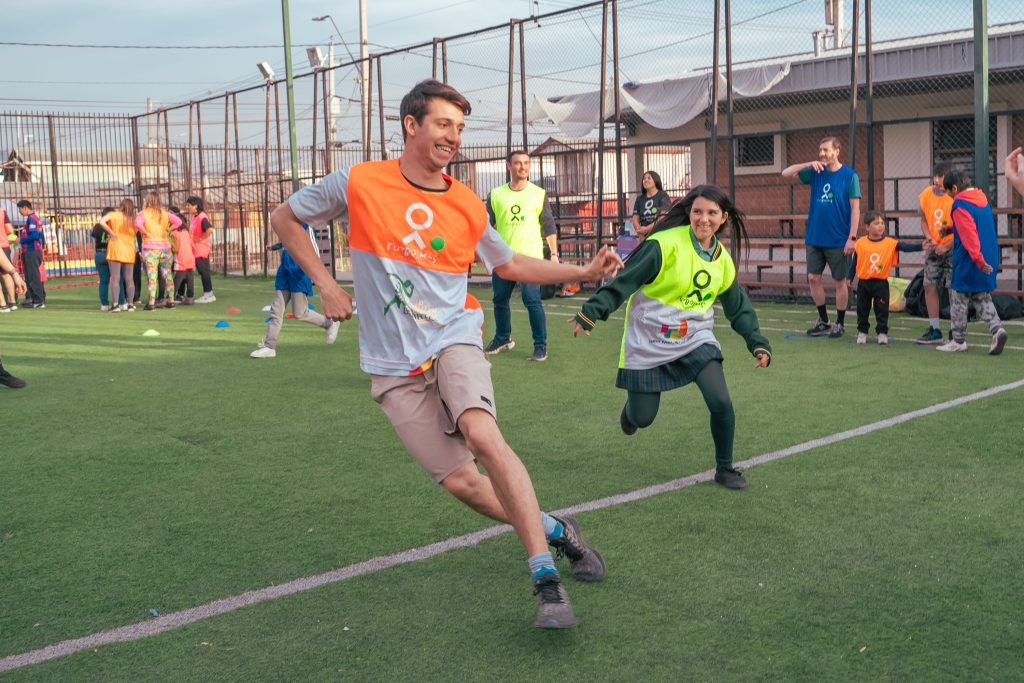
top-left (529, 345), bottom-right (548, 362)
top-left (484, 338), bottom-right (515, 355)
top-left (532, 574), bottom-right (577, 629)
top-left (827, 323), bottom-right (845, 338)
top-left (144, 303), bottom-right (156, 311)
top-left (0, 370), bottom-right (26, 389)
top-left (916, 327), bottom-right (943, 345)
top-left (714, 467), bottom-right (748, 490)
top-left (806, 320), bottom-right (831, 336)
top-left (550, 514), bottom-right (606, 582)
top-left (620, 405), bottom-right (637, 436)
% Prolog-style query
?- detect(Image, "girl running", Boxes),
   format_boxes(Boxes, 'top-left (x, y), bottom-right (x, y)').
top-left (573, 185), bottom-right (771, 489)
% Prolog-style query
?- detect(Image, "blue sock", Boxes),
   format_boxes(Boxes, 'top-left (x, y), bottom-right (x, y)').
top-left (528, 552), bottom-right (558, 583)
top-left (541, 512), bottom-right (564, 542)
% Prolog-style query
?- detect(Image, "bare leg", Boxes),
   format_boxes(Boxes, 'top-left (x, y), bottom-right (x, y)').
top-left (457, 408), bottom-right (547, 556)
top-left (924, 284), bottom-right (940, 320)
top-left (441, 462), bottom-right (511, 522)
top-left (835, 279), bottom-right (849, 311)
top-left (808, 273), bottom-right (826, 306)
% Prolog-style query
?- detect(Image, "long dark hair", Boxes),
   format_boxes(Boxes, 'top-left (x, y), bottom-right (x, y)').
top-left (641, 170), bottom-right (664, 194)
top-left (647, 184), bottom-right (748, 262)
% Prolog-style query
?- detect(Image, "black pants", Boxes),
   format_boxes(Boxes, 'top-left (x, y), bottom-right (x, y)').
top-left (22, 250), bottom-right (45, 303)
top-left (195, 257), bottom-right (213, 294)
top-left (856, 279), bottom-right (890, 334)
top-left (132, 252), bottom-right (142, 303)
top-left (174, 270), bottom-right (194, 298)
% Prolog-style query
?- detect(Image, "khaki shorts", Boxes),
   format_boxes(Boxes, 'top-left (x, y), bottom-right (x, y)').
top-left (370, 344), bottom-right (497, 483)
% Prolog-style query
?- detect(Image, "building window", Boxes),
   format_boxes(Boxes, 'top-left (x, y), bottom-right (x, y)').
top-left (736, 135), bottom-right (775, 167)
top-left (932, 117), bottom-right (997, 197)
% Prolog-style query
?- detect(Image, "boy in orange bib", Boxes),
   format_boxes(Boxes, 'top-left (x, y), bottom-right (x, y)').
top-left (852, 211), bottom-right (929, 345)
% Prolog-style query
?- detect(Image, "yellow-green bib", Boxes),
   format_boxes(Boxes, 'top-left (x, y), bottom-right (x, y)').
top-left (490, 182), bottom-right (546, 259)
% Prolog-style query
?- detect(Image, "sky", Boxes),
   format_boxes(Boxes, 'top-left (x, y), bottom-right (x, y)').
top-left (1, 0), bottom-right (1015, 146)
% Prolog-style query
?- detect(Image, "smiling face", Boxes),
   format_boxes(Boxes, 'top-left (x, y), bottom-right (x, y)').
top-left (642, 173), bottom-right (655, 191)
top-left (508, 153), bottom-right (530, 182)
top-left (403, 98), bottom-right (465, 173)
top-left (689, 196), bottom-right (728, 246)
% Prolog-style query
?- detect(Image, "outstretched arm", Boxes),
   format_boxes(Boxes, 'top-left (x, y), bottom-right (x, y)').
top-left (493, 245), bottom-right (622, 286)
top-left (572, 240), bottom-right (660, 336)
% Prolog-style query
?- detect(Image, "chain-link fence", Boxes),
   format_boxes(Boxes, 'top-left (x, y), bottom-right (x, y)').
top-left (2, 0), bottom-right (1022, 294)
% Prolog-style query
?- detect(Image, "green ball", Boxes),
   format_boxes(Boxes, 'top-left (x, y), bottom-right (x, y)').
top-left (430, 236), bottom-right (445, 251)
top-left (7, 234), bottom-right (16, 244)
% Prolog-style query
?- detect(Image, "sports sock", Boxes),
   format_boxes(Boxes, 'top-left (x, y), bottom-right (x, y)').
top-left (836, 309), bottom-right (846, 325)
top-left (528, 552), bottom-right (558, 583)
top-left (929, 318), bottom-right (940, 330)
top-left (816, 305), bottom-right (829, 322)
top-left (541, 512), bottom-right (564, 542)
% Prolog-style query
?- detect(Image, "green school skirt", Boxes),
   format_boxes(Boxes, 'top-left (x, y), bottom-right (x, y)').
top-left (615, 342), bottom-right (724, 393)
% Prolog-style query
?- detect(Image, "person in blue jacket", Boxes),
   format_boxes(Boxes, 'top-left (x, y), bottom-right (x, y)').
top-left (250, 225), bottom-right (341, 358)
top-left (16, 200), bottom-right (46, 308)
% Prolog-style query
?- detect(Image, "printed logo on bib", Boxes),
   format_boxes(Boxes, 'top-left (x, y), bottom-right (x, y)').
top-left (868, 251), bottom-right (883, 275)
top-left (643, 198), bottom-right (658, 217)
top-left (509, 204), bottom-right (524, 223)
top-left (678, 269), bottom-right (714, 307)
top-left (383, 273), bottom-right (439, 322)
top-left (388, 203), bottom-right (439, 265)
top-left (660, 321), bottom-right (688, 340)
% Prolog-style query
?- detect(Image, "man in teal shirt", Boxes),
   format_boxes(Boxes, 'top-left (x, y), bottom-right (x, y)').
top-left (485, 150), bottom-right (559, 361)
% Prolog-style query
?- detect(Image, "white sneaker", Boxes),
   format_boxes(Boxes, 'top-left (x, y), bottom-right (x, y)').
top-left (877, 333), bottom-right (889, 345)
top-left (196, 293), bottom-right (216, 304)
top-left (936, 340), bottom-right (968, 353)
top-left (326, 320), bottom-right (340, 345)
top-left (100, 305), bottom-right (111, 312)
top-left (110, 304), bottom-right (122, 313)
top-left (856, 332), bottom-right (867, 345)
top-left (250, 346), bottom-right (277, 358)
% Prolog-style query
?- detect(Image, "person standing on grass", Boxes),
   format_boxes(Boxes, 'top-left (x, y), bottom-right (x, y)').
top-left (250, 230), bottom-right (341, 359)
top-left (91, 207), bottom-right (114, 311)
top-left (186, 196), bottom-right (216, 303)
top-left (0, 247), bottom-right (27, 387)
top-left (170, 215), bottom-right (196, 305)
top-left (483, 150), bottom-right (559, 362)
top-left (781, 136), bottom-right (861, 339)
top-left (851, 211), bottom-right (928, 346)
top-left (630, 170), bottom-right (672, 237)
top-left (272, 79), bottom-right (621, 630)
top-left (134, 191), bottom-right (180, 311)
top-left (16, 200), bottom-right (46, 309)
top-left (936, 170), bottom-right (1008, 355)
top-left (98, 198), bottom-right (138, 312)
top-left (915, 161), bottom-right (955, 344)
top-left (572, 185), bottom-right (772, 491)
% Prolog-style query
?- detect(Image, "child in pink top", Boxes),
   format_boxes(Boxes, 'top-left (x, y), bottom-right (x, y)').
top-left (172, 219), bottom-right (196, 305)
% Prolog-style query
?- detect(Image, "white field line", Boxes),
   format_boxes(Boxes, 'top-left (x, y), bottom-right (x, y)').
top-left (2, 378), bottom-right (1023, 673)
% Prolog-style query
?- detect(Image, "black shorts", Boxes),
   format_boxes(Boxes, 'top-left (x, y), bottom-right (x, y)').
top-left (806, 245), bottom-right (850, 280)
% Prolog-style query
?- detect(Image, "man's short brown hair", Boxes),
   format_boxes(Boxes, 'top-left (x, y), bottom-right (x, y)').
top-left (399, 80), bottom-right (472, 141)
top-left (820, 136), bottom-right (841, 150)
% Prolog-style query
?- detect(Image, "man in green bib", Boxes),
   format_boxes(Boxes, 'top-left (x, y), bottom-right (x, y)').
top-left (485, 150), bottom-right (559, 362)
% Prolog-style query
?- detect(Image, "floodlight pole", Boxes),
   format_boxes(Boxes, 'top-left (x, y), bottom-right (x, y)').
top-left (281, 0), bottom-right (301, 192)
top-left (973, 0), bottom-right (990, 193)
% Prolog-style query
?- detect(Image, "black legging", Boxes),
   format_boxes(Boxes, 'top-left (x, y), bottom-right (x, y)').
top-left (624, 359), bottom-right (736, 470)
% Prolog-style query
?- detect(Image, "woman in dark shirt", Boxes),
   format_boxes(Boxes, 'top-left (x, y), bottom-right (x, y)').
top-left (91, 207), bottom-right (114, 311)
top-left (630, 170), bottom-right (672, 237)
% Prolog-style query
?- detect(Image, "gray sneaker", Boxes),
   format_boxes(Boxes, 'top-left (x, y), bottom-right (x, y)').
top-left (484, 338), bottom-right (515, 355)
top-left (989, 328), bottom-right (1008, 355)
top-left (828, 323), bottom-right (845, 338)
top-left (532, 575), bottom-right (577, 629)
top-left (550, 514), bottom-right (606, 582)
